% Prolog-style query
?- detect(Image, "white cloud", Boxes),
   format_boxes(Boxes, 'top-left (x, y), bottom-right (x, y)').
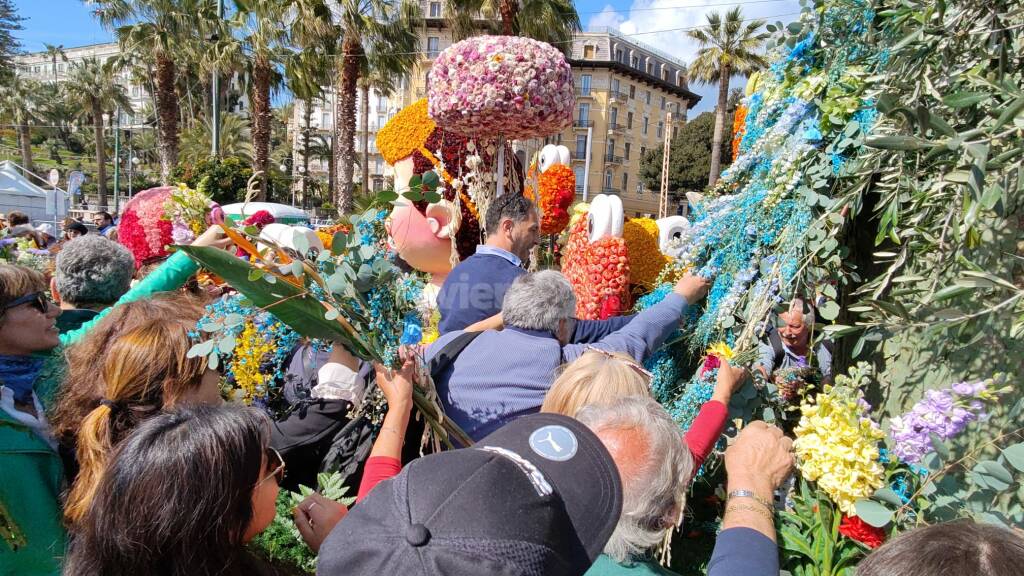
top-left (585, 0), bottom-right (802, 113)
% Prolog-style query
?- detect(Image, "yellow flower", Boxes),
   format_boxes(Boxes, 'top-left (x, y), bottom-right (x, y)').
top-left (622, 218), bottom-right (669, 289)
top-left (793, 384), bottom-right (885, 514)
top-left (377, 98), bottom-right (436, 165)
top-left (229, 320), bottom-right (276, 405)
top-left (706, 342), bottom-right (735, 360)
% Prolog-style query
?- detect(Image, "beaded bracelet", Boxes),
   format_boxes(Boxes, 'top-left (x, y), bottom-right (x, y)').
top-left (725, 503), bottom-right (774, 522)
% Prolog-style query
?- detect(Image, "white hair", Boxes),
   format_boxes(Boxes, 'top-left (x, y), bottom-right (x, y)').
top-left (577, 397), bottom-right (693, 563)
top-left (501, 270), bottom-right (576, 333)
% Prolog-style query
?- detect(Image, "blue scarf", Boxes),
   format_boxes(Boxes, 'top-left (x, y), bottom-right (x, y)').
top-left (0, 354), bottom-right (45, 404)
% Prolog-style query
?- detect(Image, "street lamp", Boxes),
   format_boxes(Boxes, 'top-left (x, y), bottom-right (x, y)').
top-left (129, 156), bottom-right (140, 198)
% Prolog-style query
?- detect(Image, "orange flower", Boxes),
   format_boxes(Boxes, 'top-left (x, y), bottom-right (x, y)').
top-left (731, 104), bottom-right (747, 161)
top-left (538, 165), bottom-right (575, 235)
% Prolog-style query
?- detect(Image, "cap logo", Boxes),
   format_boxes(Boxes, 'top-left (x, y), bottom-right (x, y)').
top-left (529, 425), bottom-right (578, 462)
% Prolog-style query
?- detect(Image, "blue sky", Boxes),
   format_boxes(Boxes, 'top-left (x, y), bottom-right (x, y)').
top-left (15, 0), bottom-right (801, 113)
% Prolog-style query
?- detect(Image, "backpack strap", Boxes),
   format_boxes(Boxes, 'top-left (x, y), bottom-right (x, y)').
top-left (428, 330), bottom-right (484, 382)
top-left (767, 328), bottom-right (785, 369)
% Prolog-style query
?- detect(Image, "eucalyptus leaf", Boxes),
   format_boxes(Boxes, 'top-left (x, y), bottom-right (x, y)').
top-left (819, 300), bottom-right (840, 320)
top-left (873, 487), bottom-right (904, 507)
top-left (855, 499), bottom-right (893, 527)
top-left (973, 461), bottom-right (1012, 491)
top-left (1001, 443), bottom-right (1024, 473)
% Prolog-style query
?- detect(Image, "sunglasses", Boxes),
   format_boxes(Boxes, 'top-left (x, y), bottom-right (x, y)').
top-left (256, 447), bottom-right (286, 487)
top-left (3, 292), bottom-right (51, 315)
top-left (585, 346), bottom-right (654, 380)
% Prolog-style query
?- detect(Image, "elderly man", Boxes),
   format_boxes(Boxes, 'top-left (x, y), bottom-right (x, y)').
top-left (51, 235), bottom-right (135, 333)
top-left (427, 269), bottom-right (709, 441)
top-left (758, 298), bottom-right (832, 382)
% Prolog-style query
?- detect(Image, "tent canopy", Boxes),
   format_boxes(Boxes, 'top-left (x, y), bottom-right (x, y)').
top-left (0, 161), bottom-right (50, 222)
top-left (221, 202), bottom-right (310, 225)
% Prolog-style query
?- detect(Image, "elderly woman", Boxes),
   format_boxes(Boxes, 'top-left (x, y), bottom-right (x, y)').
top-left (51, 235), bottom-right (136, 333)
top-left (0, 226), bottom-right (228, 574)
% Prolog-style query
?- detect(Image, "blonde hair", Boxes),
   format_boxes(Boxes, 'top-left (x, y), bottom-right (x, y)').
top-left (541, 350), bottom-right (653, 417)
top-left (53, 293), bottom-right (207, 524)
top-left (0, 264), bottom-right (47, 314)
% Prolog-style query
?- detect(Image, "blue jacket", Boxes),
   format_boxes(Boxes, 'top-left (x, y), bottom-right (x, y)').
top-left (437, 252), bottom-right (525, 334)
top-left (427, 293), bottom-right (688, 441)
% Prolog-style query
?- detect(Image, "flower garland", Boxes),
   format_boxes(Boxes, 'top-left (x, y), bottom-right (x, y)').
top-left (428, 36), bottom-right (575, 140)
top-left (622, 218), bottom-right (669, 290)
top-left (793, 383), bottom-right (885, 515)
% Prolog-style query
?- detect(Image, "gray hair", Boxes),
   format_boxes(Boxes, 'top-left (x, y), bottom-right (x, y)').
top-left (577, 397), bottom-right (693, 563)
top-left (501, 270), bottom-right (576, 333)
top-left (55, 235), bottom-right (135, 306)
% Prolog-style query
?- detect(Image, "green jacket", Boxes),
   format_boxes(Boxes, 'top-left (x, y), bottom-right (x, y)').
top-left (0, 251), bottom-right (199, 575)
top-left (585, 554), bottom-right (682, 576)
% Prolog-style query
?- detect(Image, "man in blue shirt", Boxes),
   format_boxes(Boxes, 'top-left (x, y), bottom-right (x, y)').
top-left (437, 194), bottom-right (540, 334)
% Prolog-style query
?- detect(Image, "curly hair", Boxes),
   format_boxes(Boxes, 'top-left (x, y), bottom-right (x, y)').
top-left (55, 235), bottom-right (135, 306)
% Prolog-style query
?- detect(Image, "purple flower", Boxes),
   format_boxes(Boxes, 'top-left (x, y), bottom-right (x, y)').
top-left (889, 379), bottom-right (996, 464)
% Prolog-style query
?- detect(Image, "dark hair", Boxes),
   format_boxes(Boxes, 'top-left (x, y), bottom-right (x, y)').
top-left (64, 405), bottom-right (269, 576)
top-left (95, 211), bottom-right (113, 224)
top-left (857, 520), bottom-right (1024, 576)
top-left (7, 210), bottom-right (29, 225)
top-left (66, 221), bottom-right (89, 236)
top-left (484, 193), bottom-right (536, 235)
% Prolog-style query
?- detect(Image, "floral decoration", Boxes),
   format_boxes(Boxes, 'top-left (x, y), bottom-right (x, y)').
top-left (622, 218), bottom-right (669, 290)
top-left (377, 98), bottom-right (437, 165)
top-left (428, 35), bottom-right (575, 140)
top-left (537, 164), bottom-right (575, 235)
top-left (794, 382), bottom-right (885, 515)
top-left (119, 187), bottom-right (177, 268)
top-left (561, 209), bottom-right (630, 320)
top-left (731, 104), bottom-right (747, 161)
top-left (838, 514), bottom-right (886, 549)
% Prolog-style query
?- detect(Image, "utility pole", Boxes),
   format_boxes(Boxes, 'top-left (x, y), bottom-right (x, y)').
top-left (659, 112), bottom-right (672, 219)
top-left (211, 0), bottom-right (224, 157)
top-left (582, 126), bottom-right (593, 201)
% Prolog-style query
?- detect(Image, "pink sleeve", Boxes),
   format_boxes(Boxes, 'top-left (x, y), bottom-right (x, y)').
top-left (683, 400), bottom-right (728, 474)
top-left (357, 456), bottom-right (403, 502)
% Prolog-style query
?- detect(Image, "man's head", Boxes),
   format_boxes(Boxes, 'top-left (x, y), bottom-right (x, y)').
top-left (7, 211), bottom-right (29, 226)
top-left (858, 520), bottom-right (1024, 576)
top-left (485, 194), bottom-right (540, 261)
top-left (577, 397), bottom-right (693, 563)
top-left (502, 270), bottom-right (577, 344)
top-left (777, 298), bottom-right (814, 351)
top-left (53, 235), bottom-right (134, 309)
top-left (93, 211), bottom-right (114, 228)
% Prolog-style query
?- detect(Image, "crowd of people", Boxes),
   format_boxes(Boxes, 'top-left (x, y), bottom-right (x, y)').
top-left (2, 197), bottom-right (1022, 576)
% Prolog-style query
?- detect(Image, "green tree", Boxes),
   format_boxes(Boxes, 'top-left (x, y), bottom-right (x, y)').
top-left (172, 155), bottom-right (254, 204)
top-left (178, 112), bottom-right (253, 166)
top-left (0, 0), bottom-right (23, 79)
top-left (357, 59), bottom-right (399, 196)
top-left (66, 58), bottom-right (133, 210)
top-left (90, 0), bottom-right (214, 184)
top-left (42, 43), bottom-right (67, 83)
top-left (687, 7), bottom-right (768, 187)
top-left (328, 0), bottom-right (420, 213)
top-left (285, 22), bottom-right (335, 205)
top-left (442, 0), bottom-right (580, 54)
top-left (0, 75), bottom-right (41, 176)
top-left (638, 111), bottom-right (733, 194)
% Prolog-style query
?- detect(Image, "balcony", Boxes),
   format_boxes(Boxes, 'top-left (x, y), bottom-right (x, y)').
top-left (608, 90), bottom-right (629, 102)
top-left (604, 154), bottom-right (624, 164)
top-left (575, 88), bottom-right (594, 98)
top-left (607, 123), bottom-right (625, 134)
top-left (601, 187), bottom-right (621, 195)
top-left (573, 120), bottom-right (594, 130)
top-left (575, 184), bottom-right (585, 195)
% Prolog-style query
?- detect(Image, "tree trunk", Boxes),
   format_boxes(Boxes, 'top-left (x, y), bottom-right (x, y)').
top-left (327, 135), bottom-right (335, 200)
top-left (154, 53), bottom-right (179, 185)
top-left (302, 99), bottom-right (312, 209)
top-left (17, 125), bottom-right (33, 177)
top-left (707, 65), bottom-right (730, 187)
top-left (334, 36), bottom-right (362, 214)
top-left (499, 0), bottom-right (517, 35)
top-left (360, 83), bottom-right (370, 198)
top-left (93, 102), bottom-right (108, 210)
top-left (251, 57), bottom-right (272, 201)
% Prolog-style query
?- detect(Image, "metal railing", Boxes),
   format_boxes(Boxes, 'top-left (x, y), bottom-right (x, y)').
top-left (607, 122), bottom-right (625, 132)
top-left (573, 120), bottom-right (594, 129)
top-left (574, 88), bottom-right (594, 97)
top-left (604, 154), bottom-right (624, 164)
top-left (607, 90), bottom-right (629, 101)
top-left (601, 187), bottom-right (621, 195)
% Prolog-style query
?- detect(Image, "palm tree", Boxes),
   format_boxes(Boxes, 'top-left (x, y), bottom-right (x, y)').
top-left (179, 113), bottom-right (253, 165)
top-left (687, 7), bottom-right (768, 187)
top-left (288, 45), bottom-right (333, 206)
top-left (357, 59), bottom-right (398, 195)
top-left (66, 58), bottom-right (133, 210)
top-left (0, 75), bottom-right (40, 177)
top-left (89, 0), bottom-right (214, 185)
top-left (307, 132), bottom-right (334, 198)
top-left (327, 0), bottom-right (421, 214)
top-left (42, 43), bottom-right (67, 83)
top-left (443, 0), bottom-right (579, 49)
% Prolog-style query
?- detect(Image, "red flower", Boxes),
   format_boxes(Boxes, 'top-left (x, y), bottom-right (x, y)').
top-left (839, 515), bottom-right (886, 549)
top-left (700, 354), bottom-right (721, 377)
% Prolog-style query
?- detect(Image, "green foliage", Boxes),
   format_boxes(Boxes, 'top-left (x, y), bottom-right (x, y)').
top-left (638, 112), bottom-right (734, 193)
top-left (0, 0), bottom-right (23, 79)
top-left (780, 479), bottom-right (866, 576)
top-left (172, 156), bottom-right (255, 205)
top-left (249, 471), bottom-right (356, 574)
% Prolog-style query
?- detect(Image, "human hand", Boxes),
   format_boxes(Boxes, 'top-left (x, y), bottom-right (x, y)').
top-left (293, 492), bottom-right (348, 553)
top-left (673, 272), bottom-right (711, 304)
top-left (712, 359), bottom-right (748, 404)
top-left (191, 224), bottom-right (234, 250)
top-left (724, 421), bottom-right (794, 499)
top-left (373, 347), bottom-right (417, 411)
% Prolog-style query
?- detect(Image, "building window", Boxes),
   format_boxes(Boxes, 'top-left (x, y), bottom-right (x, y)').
top-left (629, 84), bottom-right (635, 98)
top-left (611, 77), bottom-right (620, 93)
top-left (657, 121), bottom-right (664, 138)
top-left (576, 135), bottom-right (587, 158)
top-left (574, 166), bottom-right (585, 189)
top-left (631, 55), bottom-right (639, 68)
top-left (578, 103), bottom-right (590, 124)
top-left (604, 169), bottom-right (613, 189)
top-left (662, 68), bottom-right (669, 81)
top-left (673, 125), bottom-right (679, 138)
top-left (621, 172), bottom-right (628, 190)
top-left (377, 114), bottom-right (386, 129)
top-left (429, 1), bottom-right (441, 17)
top-left (580, 74), bottom-right (591, 95)
top-left (322, 112), bottom-right (331, 129)
top-left (607, 138), bottom-right (615, 160)
top-left (642, 115), bottom-right (649, 135)
top-left (615, 48), bottom-right (624, 63)
top-left (427, 37), bottom-right (440, 58)
top-left (624, 142), bottom-right (630, 160)
top-left (375, 158), bottom-right (383, 173)
top-left (378, 95), bottom-right (388, 110)
top-left (645, 90), bottom-right (651, 105)
top-left (646, 61), bottom-right (653, 75)
top-left (636, 182), bottom-right (643, 195)
top-left (640, 146), bottom-right (646, 158)
top-left (627, 111), bottom-right (633, 129)
top-left (583, 45), bottom-right (595, 59)
top-left (609, 107), bottom-right (618, 126)
top-left (660, 96), bottom-right (666, 110)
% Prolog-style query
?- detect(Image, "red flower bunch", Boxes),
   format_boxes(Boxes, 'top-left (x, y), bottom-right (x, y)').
top-left (537, 165), bottom-right (575, 235)
top-left (838, 514), bottom-right (886, 549)
top-left (118, 187), bottom-right (175, 268)
top-left (243, 210), bottom-right (275, 229)
top-left (700, 354), bottom-right (721, 377)
top-left (562, 215), bottom-right (630, 319)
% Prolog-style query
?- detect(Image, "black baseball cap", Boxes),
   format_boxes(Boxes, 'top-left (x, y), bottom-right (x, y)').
top-left (316, 413), bottom-right (623, 576)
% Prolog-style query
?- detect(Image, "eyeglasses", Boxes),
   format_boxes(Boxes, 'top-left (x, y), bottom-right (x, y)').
top-left (256, 447), bottom-right (286, 487)
top-left (3, 292), bottom-right (51, 315)
top-left (585, 346), bottom-right (653, 380)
